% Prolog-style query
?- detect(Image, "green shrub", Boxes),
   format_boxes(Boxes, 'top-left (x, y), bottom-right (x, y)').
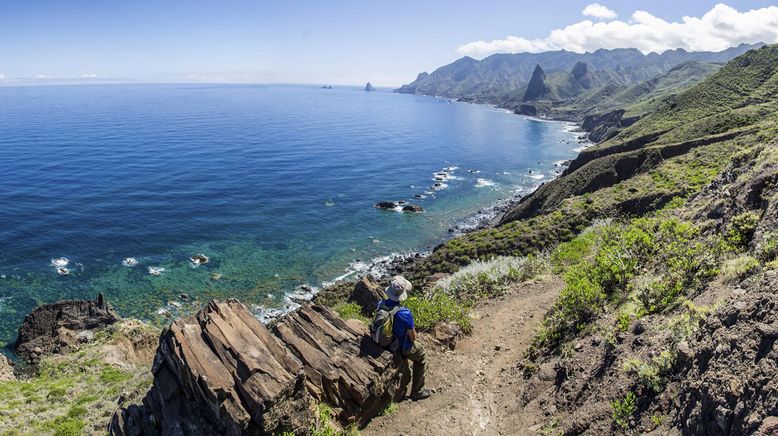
top-left (615, 312), bottom-right (631, 332)
top-left (757, 233), bottom-right (778, 262)
top-left (721, 255), bottom-right (760, 283)
top-left (669, 301), bottom-right (712, 343)
top-left (726, 211), bottom-right (760, 249)
top-left (533, 264), bottom-right (605, 349)
top-left (611, 392), bottom-right (637, 429)
top-left (333, 302), bottom-right (370, 324)
top-left (310, 402), bottom-right (358, 436)
top-left (404, 293), bottom-right (472, 334)
top-left (622, 351), bottom-right (674, 392)
top-left (551, 230), bottom-right (597, 272)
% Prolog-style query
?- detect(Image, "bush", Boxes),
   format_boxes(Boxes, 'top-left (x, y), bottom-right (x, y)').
top-left (333, 302), bottom-right (369, 324)
top-left (721, 255), bottom-right (760, 283)
top-left (434, 255), bottom-right (550, 300)
top-left (551, 230), bottom-right (597, 272)
top-left (757, 232), bottom-right (778, 262)
top-left (404, 293), bottom-right (472, 334)
top-left (611, 392), bottom-right (637, 429)
top-left (622, 351), bottom-right (674, 392)
top-left (616, 312), bottom-right (631, 332)
top-left (533, 264), bottom-right (605, 349)
top-left (725, 211), bottom-right (760, 249)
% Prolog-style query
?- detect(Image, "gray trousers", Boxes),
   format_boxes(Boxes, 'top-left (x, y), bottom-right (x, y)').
top-left (400, 342), bottom-right (427, 395)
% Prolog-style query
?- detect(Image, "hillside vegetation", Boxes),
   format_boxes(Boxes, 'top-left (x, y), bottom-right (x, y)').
top-left (382, 44), bottom-right (778, 434)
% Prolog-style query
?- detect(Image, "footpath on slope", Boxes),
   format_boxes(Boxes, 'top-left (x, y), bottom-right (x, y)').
top-left (364, 276), bottom-right (563, 436)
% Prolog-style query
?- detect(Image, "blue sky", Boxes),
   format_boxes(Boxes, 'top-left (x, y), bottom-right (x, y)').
top-left (1, 0), bottom-right (777, 86)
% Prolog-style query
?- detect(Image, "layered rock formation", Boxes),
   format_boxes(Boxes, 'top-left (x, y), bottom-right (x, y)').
top-left (112, 300), bottom-right (404, 435)
top-left (15, 292), bottom-right (120, 363)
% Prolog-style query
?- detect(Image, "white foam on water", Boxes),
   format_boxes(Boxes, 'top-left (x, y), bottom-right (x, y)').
top-left (50, 257), bottom-right (69, 268)
top-left (122, 257), bottom-right (138, 267)
top-left (148, 266), bottom-right (165, 276)
top-left (528, 173), bottom-right (545, 180)
top-left (475, 178), bottom-right (496, 188)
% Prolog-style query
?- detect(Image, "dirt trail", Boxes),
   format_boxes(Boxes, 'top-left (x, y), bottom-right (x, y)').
top-left (364, 276), bottom-right (563, 436)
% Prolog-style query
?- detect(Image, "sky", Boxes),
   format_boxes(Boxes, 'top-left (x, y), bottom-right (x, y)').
top-left (1, 1), bottom-right (777, 86)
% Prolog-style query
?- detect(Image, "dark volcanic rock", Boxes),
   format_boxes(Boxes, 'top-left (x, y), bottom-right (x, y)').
top-left (111, 300), bottom-right (404, 435)
top-left (523, 64), bottom-right (549, 102)
top-left (401, 204), bottom-right (424, 213)
top-left (15, 293), bottom-right (120, 363)
top-left (364, 82), bottom-right (375, 92)
top-left (348, 275), bottom-right (386, 315)
top-left (374, 201), bottom-right (423, 212)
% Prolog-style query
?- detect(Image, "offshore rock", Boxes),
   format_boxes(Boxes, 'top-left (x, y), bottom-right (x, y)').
top-left (15, 292), bottom-right (120, 363)
top-left (111, 300), bottom-right (404, 435)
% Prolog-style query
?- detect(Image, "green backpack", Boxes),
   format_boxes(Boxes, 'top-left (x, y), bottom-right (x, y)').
top-left (371, 303), bottom-right (401, 349)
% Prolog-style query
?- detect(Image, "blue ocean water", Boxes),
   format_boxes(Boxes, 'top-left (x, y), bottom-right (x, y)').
top-left (0, 84), bottom-right (580, 345)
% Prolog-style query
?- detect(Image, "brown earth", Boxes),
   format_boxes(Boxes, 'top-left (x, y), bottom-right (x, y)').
top-left (364, 276), bottom-right (563, 436)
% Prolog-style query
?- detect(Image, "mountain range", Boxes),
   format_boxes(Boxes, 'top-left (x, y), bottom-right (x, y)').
top-left (397, 43), bottom-right (763, 123)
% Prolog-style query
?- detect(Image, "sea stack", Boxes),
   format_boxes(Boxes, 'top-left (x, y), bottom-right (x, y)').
top-left (364, 82), bottom-right (375, 92)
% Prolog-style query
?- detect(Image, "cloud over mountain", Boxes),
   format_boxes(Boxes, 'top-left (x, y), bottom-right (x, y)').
top-left (457, 3), bottom-right (778, 58)
top-left (582, 3), bottom-right (617, 20)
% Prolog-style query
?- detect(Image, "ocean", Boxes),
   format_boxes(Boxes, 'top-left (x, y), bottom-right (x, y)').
top-left (0, 83), bottom-right (581, 345)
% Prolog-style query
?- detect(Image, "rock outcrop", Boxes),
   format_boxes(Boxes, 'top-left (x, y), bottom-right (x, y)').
top-left (0, 354), bottom-right (14, 381)
top-left (364, 82), bottom-right (375, 92)
top-left (15, 292), bottom-right (120, 363)
top-left (112, 300), bottom-right (404, 435)
top-left (523, 64), bottom-right (549, 102)
top-left (348, 275), bottom-right (385, 315)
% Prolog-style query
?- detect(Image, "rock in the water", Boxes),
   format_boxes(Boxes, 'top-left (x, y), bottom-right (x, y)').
top-left (364, 82), bottom-right (375, 92)
top-left (349, 275), bottom-right (386, 315)
top-left (111, 300), bottom-right (404, 435)
top-left (15, 293), bottom-right (120, 363)
top-left (374, 201), bottom-right (398, 210)
top-left (0, 354), bottom-right (14, 382)
top-left (401, 204), bottom-right (423, 213)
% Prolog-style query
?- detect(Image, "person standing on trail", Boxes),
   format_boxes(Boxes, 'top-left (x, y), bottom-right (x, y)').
top-left (376, 275), bottom-right (432, 401)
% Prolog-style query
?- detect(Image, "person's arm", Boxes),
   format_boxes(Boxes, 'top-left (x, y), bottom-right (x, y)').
top-left (407, 328), bottom-right (417, 342)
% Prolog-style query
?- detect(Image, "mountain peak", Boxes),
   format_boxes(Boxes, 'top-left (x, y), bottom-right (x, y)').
top-left (523, 64), bottom-right (549, 101)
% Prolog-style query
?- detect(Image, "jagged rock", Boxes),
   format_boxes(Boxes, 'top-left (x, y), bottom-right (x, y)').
top-left (0, 354), bottom-right (14, 382)
top-left (523, 64), bottom-right (549, 102)
top-left (112, 300), bottom-right (404, 435)
top-left (364, 82), bottom-right (375, 92)
top-left (272, 304), bottom-right (404, 424)
top-left (348, 275), bottom-right (385, 315)
top-left (15, 293), bottom-right (120, 363)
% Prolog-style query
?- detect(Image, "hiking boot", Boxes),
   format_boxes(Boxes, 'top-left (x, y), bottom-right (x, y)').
top-left (410, 388), bottom-right (432, 401)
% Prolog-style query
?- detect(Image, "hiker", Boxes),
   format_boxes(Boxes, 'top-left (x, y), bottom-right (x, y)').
top-left (372, 275), bottom-right (432, 401)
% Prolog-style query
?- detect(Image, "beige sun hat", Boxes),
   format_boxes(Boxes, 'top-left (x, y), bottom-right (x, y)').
top-left (385, 275), bottom-right (412, 302)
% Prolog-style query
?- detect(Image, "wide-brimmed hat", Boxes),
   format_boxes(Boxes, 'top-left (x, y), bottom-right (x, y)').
top-left (385, 276), bottom-right (412, 302)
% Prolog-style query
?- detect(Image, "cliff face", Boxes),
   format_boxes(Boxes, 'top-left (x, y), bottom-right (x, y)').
top-left (15, 292), bottom-right (120, 363)
top-left (111, 300), bottom-right (405, 435)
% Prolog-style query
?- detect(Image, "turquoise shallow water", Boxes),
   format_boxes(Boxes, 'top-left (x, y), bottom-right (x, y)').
top-left (0, 83), bottom-right (580, 346)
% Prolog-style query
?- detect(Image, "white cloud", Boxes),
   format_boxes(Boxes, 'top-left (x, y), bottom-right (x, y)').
top-left (80, 73), bottom-right (98, 79)
top-left (457, 3), bottom-right (778, 58)
top-left (582, 3), bottom-right (617, 20)
top-left (0, 74), bottom-right (5, 80)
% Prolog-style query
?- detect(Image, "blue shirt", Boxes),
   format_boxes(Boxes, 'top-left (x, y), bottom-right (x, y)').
top-left (378, 299), bottom-right (415, 351)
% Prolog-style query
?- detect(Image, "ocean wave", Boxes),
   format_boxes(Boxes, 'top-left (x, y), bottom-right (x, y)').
top-left (475, 178), bottom-right (496, 188)
top-left (50, 257), bottom-right (69, 268)
top-left (122, 257), bottom-right (138, 267)
top-left (148, 266), bottom-right (165, 276)
top-left (527, 173), bottom-right (545, 180)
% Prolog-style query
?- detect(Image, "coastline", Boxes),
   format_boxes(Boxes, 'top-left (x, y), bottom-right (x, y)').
top-left (301, 105), bottom-right (594, 315)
